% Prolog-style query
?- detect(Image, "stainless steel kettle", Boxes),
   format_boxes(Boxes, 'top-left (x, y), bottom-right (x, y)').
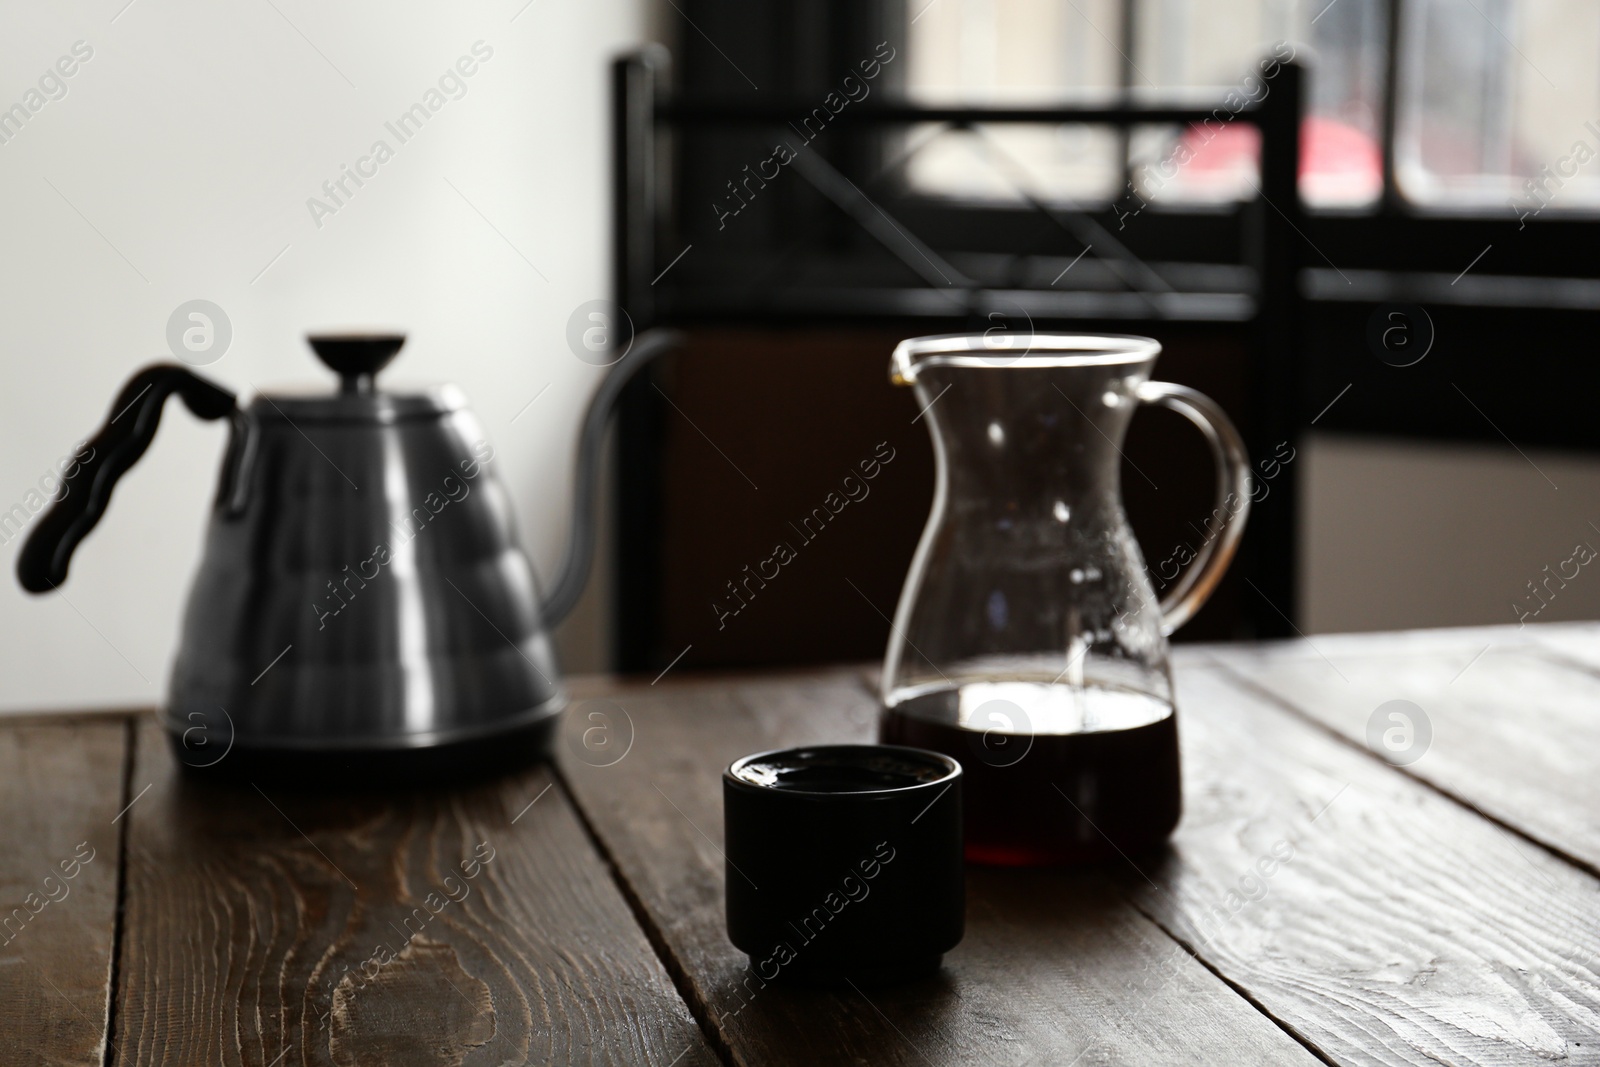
top-left (18, 330), bottom-right (678, 780)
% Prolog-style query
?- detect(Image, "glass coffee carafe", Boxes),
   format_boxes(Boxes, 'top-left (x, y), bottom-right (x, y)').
top-left (879, 334), bottom-right (1249, 865)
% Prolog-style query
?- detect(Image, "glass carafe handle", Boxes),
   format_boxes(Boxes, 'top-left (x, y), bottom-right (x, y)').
top-left (1135, 381), bottom-right (1252, 636)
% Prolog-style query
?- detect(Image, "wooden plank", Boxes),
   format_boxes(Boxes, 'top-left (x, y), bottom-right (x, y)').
top-left (112, 717), bottom-right (716, 1067)
top-left (0, 718), bottom-right (127, 1067)
top-left (1523, 620), bottom-right (1600, 673)
top-left (1126, 662), bottom-right (1600, 1066)
top-left (1196, 626), bottom-right (1600, 874)
top-left (559, 670), bottom-right (1321, 1066)
top-left (0, 706), bottom-right (142, 729)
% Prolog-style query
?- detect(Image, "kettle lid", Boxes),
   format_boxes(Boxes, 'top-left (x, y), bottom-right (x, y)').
top-left (250, 332), bottom-right (464, 424)
top-left (309, 332), bottom-right (405, 393)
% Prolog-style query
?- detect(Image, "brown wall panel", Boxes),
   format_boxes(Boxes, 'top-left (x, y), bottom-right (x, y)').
top-left (653, 325), bottom-right (1255, 671)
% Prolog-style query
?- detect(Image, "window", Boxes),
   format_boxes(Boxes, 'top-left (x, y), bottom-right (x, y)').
top-left (1398, 0), bottom-right (1600, 210)
top-left (904, 0), bottom-right (1123, 202)
top-left (905, 0), bottom-right (1600, 214)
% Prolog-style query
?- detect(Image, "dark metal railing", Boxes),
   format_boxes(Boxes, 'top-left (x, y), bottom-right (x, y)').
top-left (610, 49), bottom-right (1307, 664)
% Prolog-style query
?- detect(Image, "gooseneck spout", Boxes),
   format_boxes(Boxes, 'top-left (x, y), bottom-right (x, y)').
top-left (538, 327), bottom-right (683, 627)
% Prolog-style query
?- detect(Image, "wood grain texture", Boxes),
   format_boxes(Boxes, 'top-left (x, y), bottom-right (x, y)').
top-left (1129, 663), bottom-right (1600, 1066)
top-left (1196, 624), bottom-right (1600, 874)
top-left (559, 670), bottom-right (1321, 1067)
top-left (113, 717), bottom-right (715, 1067)
top-left (19, 625), bottom-right (1600, 1066)
top-left (0, 717), bottom-right (127, 1067)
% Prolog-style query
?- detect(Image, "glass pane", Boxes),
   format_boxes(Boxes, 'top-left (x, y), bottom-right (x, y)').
top-left (905, 0), bottom-right (1124, 202)
top-left (1397, 0), bottom-right (1600, 211)
top-left (1132, 0), bottom-right (1386, 207)
top-left (907, 0), bottom-right (1123, 102)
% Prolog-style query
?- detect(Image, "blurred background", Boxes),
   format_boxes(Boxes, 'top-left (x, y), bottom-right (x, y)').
top-left (3, 0), bottom-right (1599, 711)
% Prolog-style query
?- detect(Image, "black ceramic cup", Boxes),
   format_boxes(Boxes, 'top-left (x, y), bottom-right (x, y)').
top-left (723, 744), bottom-right (964, 986)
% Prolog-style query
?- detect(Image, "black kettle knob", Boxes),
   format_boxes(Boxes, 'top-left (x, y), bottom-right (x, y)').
top-left (306, 333), bottom-right (406, 394)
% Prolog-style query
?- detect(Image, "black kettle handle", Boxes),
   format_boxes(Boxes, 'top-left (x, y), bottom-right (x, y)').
top-left (17, 364), bottom-right (236, 593)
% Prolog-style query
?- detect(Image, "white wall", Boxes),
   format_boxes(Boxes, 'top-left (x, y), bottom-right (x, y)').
top-left (0, 0), bottom-right (649, 712)
top-left (1302, 434), bottom-right (1600, 633)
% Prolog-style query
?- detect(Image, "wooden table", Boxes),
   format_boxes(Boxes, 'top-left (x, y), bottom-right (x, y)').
top-left (6, 621), bottom-right (1600, 1066)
